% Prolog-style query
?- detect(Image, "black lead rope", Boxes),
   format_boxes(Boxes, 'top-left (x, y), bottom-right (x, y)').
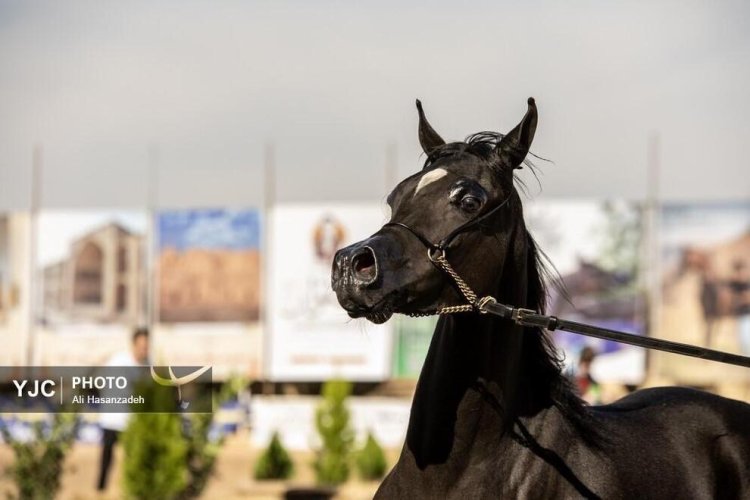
top-left (482, 302), bottom-right (750, 369)
top-left (383, 198), bottom-right (750, 370)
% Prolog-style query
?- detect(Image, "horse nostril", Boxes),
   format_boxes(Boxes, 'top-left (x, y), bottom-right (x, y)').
top-left (351, 247), bottom-right (378, 284)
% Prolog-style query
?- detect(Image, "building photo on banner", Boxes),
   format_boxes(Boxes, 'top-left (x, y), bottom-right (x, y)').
top-left (525, 199), bottom-right (647, 399)
top-left (657, 202), bottom-right (750, 386)
top-left (154, 208), bottom-right (263, 379)
top-left (267, 203), bottom-right (393, 381)
top-left (33, 210), bottom-right (149, 365)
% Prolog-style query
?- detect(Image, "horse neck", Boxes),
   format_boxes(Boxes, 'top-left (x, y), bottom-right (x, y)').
top-left (406, 227), bottom-right (553, 468)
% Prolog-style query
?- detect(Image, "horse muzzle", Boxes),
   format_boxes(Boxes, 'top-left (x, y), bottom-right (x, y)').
top-left (331, 238), bottom-right (399, 324)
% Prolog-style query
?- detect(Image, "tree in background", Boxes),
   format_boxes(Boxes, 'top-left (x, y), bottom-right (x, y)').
top-left (122, 412), bottom-right (187, 500)
top-left (313, 380), bottom-right (354, 486)
top-left (355, 431), bottom-right (387, 480)
top-left (0, 413), bottom-right (78, 500)
top-left (254, 431), bottom-right (294, 480)
top-left (178, 412), bottom-right (219, 499)
top-left (596, 201), bottom-right (642, 284)
top-left (179, 375), bottom-right (248, 499)
top-left (121, 382), bottom-right (187, 500)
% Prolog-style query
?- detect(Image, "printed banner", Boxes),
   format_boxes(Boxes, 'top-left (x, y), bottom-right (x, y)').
top-left (151, 324), bottom-right (263, 380)
top-left (156, 209), bottom-right (261, 323)
top-left (525, 200), bottom-right (647, 389)
top-left (391, 316), bottom-right (435, 379)
top-left (0, 215), bottom-right (8, 322)
top-left (251, 396), bottom-right (410, 451)
top-left (267, 203), bottom-right (393, 381)
top-left (0, 213), bottom-right (30, 366)
top-left (658, 202), bottom-right (750, 384)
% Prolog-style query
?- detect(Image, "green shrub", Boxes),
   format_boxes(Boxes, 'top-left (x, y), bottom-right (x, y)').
top-left (313, 380), bottom-right (354, 486)
top-left (121, 381), bottom-right (187, 500)
top-left (356, 432), bottom-right (387, 480)
top-left (122, 412), bottom-right (187, 500)
top-left (1, 413), bottom-right (77, 500)
top-left (178, 412), bottom-right (221, 499)
top-left (254, 431), bottom-right (293, 480)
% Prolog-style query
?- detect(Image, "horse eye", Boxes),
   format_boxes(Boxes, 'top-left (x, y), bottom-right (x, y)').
top-left (460, 195), bottom-right (482, 212)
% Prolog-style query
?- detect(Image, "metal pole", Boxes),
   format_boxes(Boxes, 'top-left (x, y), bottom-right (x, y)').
top-left (261, 142), bottom-right (275, 394)
top-left (27, 144), bottom-right (42, 365)
top-left (645, 133), bottom-right (661, 381)
top-left (146, 143), bottom-right (159, 328)
top-left (385, 142), bottom-right (398, 193)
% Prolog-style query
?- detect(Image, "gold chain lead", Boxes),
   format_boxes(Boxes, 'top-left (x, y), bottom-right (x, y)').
top-left (407, 253), bottom-right (496, 317)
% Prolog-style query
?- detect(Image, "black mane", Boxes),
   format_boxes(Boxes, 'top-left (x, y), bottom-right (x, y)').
top-left (423, 132), bottom-right (507, 169)
top-left (423, 131), bottom-right (543, 197)
top-left (423, 131), bottom-right (591, 434)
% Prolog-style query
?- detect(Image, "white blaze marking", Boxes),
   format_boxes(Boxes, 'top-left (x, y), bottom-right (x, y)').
top-left (414, 168), bottom-right (448, 196)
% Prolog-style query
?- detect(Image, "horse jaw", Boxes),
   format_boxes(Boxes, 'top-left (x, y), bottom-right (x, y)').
top-left (365, 310), bottom-right (393, 324)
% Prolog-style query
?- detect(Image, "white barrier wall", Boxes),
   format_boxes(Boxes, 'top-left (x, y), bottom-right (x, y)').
top-left (250, 395), bottom-right (411, 451)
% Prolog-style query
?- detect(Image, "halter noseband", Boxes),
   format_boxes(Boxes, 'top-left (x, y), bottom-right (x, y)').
top-left (382, 194), bottom-right (513, 315)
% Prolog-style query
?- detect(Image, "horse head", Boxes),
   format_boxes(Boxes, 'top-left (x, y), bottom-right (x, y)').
top-left (331, 98), bottom-right (538, 323)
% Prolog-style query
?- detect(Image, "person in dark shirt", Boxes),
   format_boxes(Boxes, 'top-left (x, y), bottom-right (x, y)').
top-left (699, 263), bottom-right (720, 347)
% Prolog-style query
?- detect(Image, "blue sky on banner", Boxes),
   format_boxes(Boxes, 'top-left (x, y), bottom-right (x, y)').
top-left (158, 209), bottom-right (260, 251)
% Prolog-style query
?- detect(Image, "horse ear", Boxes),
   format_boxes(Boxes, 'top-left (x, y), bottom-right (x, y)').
top-left (495, 97), bottom-right (537, 169)
top-left (416, 99), bottom-right (446, 155)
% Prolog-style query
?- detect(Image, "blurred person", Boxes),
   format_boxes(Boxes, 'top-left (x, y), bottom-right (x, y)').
top-left (729, 260), bottom-right (750, 355)
top-left (96, 327), bottom-right (150, 492)
top-left (699, 261), bottom-right (719, 347)
top-left (572, 346), bottom-right (601, 405)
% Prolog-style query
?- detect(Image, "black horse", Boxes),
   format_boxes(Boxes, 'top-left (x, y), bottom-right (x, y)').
top-left (331, 99), bottom-right (750, 498)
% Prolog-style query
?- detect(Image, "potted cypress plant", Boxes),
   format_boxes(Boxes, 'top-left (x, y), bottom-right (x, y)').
top-left (356, 431), bottom-right (387, 481)
top-left (255, 431), bottom-right (294, 480)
